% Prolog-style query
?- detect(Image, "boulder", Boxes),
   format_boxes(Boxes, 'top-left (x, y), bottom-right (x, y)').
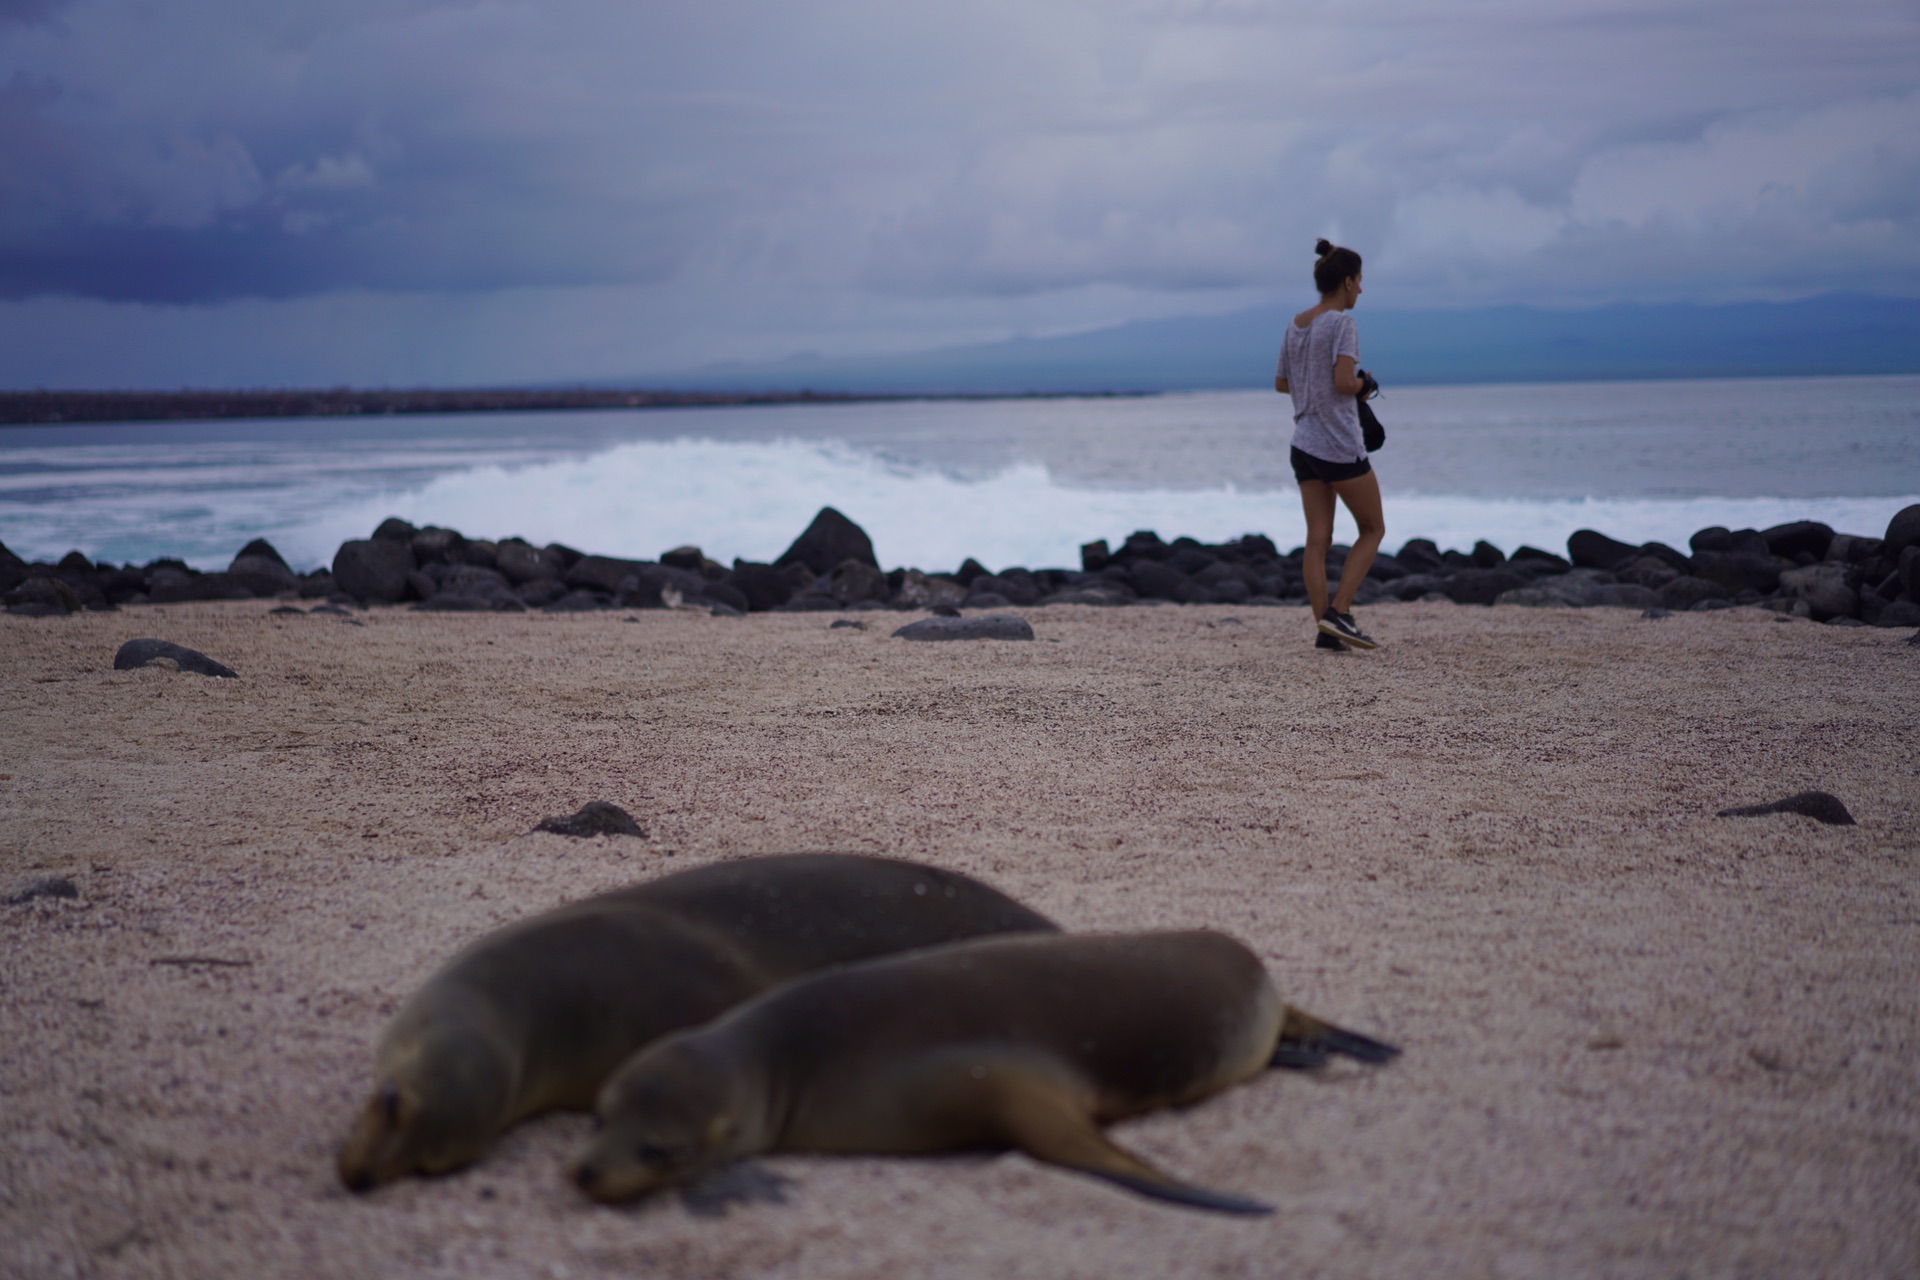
top-left (495, 539), bottom-right (561, 586)
top-left (659, 545), bottom-right (708, 571)
top-left (1567, 528), bottom-right (1640, 571)
top-left (1493, 586), bottom-right (1574, 608)
top-left (1613, 555), bottom-right (1681, 589)
top-left (1119, 530), bottom-right (1168, 561)
top-left (410, 526), bottom-right (468, 566)
top-left (113, 638), bottom-right (237, 678)
top-left (698, 580), bottom-right (751, 614)
top-left (1689, 526), bottom-right (1733, 555)
top-left (371, 516), bottom-right (418, 543)
top-left (1655, 576), bottom-right (1731, 611)
top-left (228, 553), bottom-right (296, 596)
top-left (1128, 561), bottom-right (1201, 603)
top-left (829, 559), bottom-right (891, 606)
top-left (1761, 520), bottom-right (1833, 561)
top-left (146, 569), bottom-right (250, 603)
top-left (960, 590), bottom-right (1013, 610)
top-left (1470, 540), bottom-right (1506, 568)
top-left (728, 563), bottom-right (795, 611)
top-left (234, 538), bottom-right (290, 567)
top-left (1825, 533), bottom-right (1881, 565)
top-left (1509, 546), bottom-right (1572, 570)
top-left (775, 507), bottom-right (878, 576)
top-left (4, 577), bottom-right (82, 614)
top-left (1884, 503), bottom-right (1920, 558)
top-left (1875, 599), bottom-right (1920, 628)
top-left (892, 570), bottom-right (968, 610)
top-left (1901, 546), bottom-right (1920, 599)
top-left (332, 538), bottom-right (416, 604)
top-left (1693, 551), bottom-right (1782, 596)
top-left (892, 615), bottom-right (1035, 641)
top-left (1445, 568), bottom-right (1529, 606)
top-left (564, 555), bottom-right (653, 595)
top-left (1080, 539), bottom-right (1111, 572)
top-left (968, 572), bottom-right (1043, 606)
top-left (1778, 562), bottom-right (1857, 622)
top-left (1395, 539), bottom-right (1445, 572)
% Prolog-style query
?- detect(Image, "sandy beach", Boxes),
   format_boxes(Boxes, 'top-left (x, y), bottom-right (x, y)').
top-left (2, 599), bottom-right (1915, 1279)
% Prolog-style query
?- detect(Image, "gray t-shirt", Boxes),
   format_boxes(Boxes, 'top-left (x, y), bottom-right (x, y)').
top-left (1276, 311), bottom-right (1362, 463)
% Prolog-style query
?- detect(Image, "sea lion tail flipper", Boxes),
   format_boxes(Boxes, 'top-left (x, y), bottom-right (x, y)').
top-left (1271, 1007), bottom-right (1401, 1070)
top-left (992, 1077), bottom-right (1273, 1216)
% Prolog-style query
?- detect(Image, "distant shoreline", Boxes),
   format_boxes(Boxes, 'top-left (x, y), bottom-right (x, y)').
top-left (0, 387), bottom-right (1149, 427)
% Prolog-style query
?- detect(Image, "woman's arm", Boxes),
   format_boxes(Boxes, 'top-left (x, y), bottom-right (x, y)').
top-left (1332, 355), bottom-right (1365, 397)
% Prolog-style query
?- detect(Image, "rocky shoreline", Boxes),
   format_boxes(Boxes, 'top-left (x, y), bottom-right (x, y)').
top-left (5, 503), bottom-right (1919, 630)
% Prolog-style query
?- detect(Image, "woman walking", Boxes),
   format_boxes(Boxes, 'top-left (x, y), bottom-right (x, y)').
top-left (1275, 238), bottom-right (1385, 651)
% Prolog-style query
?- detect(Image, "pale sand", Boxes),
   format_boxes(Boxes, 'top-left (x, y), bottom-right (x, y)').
top-left (2, 601), bottom-right (1915, 1280)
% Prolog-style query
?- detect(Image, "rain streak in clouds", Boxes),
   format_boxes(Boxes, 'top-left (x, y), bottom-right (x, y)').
top-left (2, 0), bottom-right (1918, 386)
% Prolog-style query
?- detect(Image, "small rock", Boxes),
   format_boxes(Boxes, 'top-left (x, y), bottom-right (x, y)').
top-left (829, 619), bottom-right (866, 630)
top-left (1716, 791), bottom-right (1856, 826)
top-left (892, 615), bottom-right (1036, 642)
top-left (535, 802), bottom-right (647, 839)
top-left (1640, 607), bottom-right (1672, 619)
top-left (113, 639), bottom-right (238, 678)
top-left (6, 875), bottom-right (78, 905)
top-left (268, 605), bottom-right (305, 616)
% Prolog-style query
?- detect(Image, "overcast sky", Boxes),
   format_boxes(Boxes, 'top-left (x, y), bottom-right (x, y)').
top-left (4, 0), bottom-right (1917, 387)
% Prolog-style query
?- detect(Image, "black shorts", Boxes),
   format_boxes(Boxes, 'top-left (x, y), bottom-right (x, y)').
top-left (1291, 446), bottom-right (1372, 485)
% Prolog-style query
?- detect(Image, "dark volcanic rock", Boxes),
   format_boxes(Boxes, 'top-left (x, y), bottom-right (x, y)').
top-left (1717, 791), bottom-right (1856, 826)
top-left (1395, 539), bottom-right (1445, 572)
top-left (1613, 555), bottom-right (1681, 589)
top-left (5, 875), bottom-right (79, 905)
top-left (1693, 551), bottom-right (1782, 595)
top-left (564, 555), bottom-right (652, 595)
top-left (1128, 561), bottom-right (1200, 603)
top-left (1655, 575), bottom-right (1732, 611)
top-left (893, 615), bottom-right (1036, 641)
top-left (827, 560), bottom-right (890, 606)
top-left (1779, 562), bottom-right (1857, 622)
top-left (535, 801), bottom-right (647, 838)
top-left (543, 590), bottom-right (612, 612)
top-left (729, 562), bottom-right (794, 612)
top-left (1762, 520), bottom-right (1834, 561)
top-left (1884, 503), bottom-right (1920, 558)
top-left (495, 539), bottom-right (562, 586)
top-left (332, 538), bottom-right (417, 603)
top-left (371, 516), bottom-right (418, 543)
top-left (1470, 540), bottom-right (1506, 568)
top-left (1080, 539), bottom-right (1111, 571)
top-left (235, 538), bottom-right (290, 567)
top-left (1447, 568), bottom-right (1529, 606)
top-left (1567, 529), bottom-right (1640, 571)
top-left (228, 552), bottom-right (296, 596)
top-left (775, 507), bottom-right (877, 576)
top-left (5, 576), bottom-right (82, 614)
top-left (1874, 599), bottom-right (1920, 628)
top-left (410, 526), bottom-right (468, 566)
top-left (113, 638), bottom-right (237, 678)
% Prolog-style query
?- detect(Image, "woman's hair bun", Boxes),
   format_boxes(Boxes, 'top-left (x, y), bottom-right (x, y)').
top-left (1314, 238), bottom-right (1335, 258)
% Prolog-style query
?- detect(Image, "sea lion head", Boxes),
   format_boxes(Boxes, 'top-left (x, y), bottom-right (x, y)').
top-left (337, 1026), bottom-right (515, 1192)
top-left (570, 1039), bottom-right (752, 1203)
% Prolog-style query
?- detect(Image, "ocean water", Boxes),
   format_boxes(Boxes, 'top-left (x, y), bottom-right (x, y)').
top-left (1, 376), bottom-right (1915, 574)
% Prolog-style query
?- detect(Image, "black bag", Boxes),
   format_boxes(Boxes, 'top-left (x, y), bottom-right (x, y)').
top-left (1357, 369), bottom-right (1385, 452)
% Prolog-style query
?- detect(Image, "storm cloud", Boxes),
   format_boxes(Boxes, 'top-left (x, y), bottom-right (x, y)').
top-left (3, 0), bottom-right (1917, 384)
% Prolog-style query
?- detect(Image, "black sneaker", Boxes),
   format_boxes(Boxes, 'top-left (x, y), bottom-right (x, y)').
top-left (1318, 610), bottom-right (1378, 650)
top-left (1314, 631), bottom-right (1347, 651)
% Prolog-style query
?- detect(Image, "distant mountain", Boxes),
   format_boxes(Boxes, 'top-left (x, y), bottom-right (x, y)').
top-left (660, 294), bottom-right (1920, 394)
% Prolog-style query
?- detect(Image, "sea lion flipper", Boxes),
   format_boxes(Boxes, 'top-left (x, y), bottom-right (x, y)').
top-left (991, 1073), bottom-right (1273, 1216)
top-left (1270, 1007), bottom-right (1401, 1070)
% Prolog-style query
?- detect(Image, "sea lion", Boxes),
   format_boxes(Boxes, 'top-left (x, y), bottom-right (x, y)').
top-left (571, 929), bottom-right (1397, 1215)
top-left (338, 854), bottom-right (1057, 1192)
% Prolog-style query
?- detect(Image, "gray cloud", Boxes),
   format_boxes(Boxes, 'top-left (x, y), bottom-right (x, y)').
top-left (2, 0), bottom-right (1918, 382)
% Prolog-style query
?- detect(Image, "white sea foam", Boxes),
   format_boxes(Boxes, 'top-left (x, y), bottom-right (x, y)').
top-left (270, 437), bottom-right (1918, 573)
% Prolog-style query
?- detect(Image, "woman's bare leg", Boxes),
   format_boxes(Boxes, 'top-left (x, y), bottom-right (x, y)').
top-left (1328, 471), bottom-right (1385, 615)
top-left (1299, 479), bottom-right (1337, 621)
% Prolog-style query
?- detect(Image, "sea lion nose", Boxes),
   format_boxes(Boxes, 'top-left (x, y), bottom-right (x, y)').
top-left (573, 1162), bottom-right (600, 1192)
top-left (344, 1168), bottom-right (376, 1194)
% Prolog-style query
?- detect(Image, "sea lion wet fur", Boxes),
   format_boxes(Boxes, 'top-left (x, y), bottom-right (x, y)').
top-left (337, 854), bottom-right (1057, 1191)
top-left (572, 929), bottom-right (1397, 1215)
